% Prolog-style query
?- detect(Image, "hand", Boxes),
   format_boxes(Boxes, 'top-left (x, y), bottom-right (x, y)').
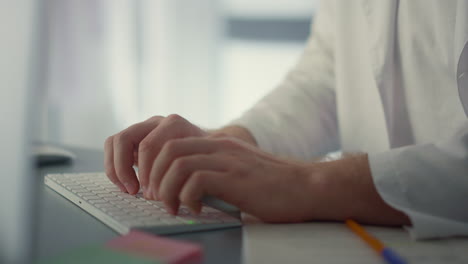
top-left (148, 136), bottom-right (319, 222)
top-left (104, 114), bottom-right (207, 195)
top-left (150, 138), bottom-right (411, 225)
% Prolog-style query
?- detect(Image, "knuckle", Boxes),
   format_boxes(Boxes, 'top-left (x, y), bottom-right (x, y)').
top-left (163, 139), bottom-right (180, 154)
top-left (190, 171), bottom-right (205, 185)
top-left (104, 136), bottom-right (114, 147)
top-left (114, 131), bottom-right (130, 145)
top-left (171, 157), bottom-right (189, 172)
top-left (126, 122), bottom-right (141, 132)
top-left (149, 115), bottom-right (163, 122)
top-left (166, 114), bottom-right (183, 122)
top-left (218, 138), bottom-right (238, 148)
top-left (138, 139), bottom-right (154, 154)
top-left (230, 164), bottom-right (247, 177)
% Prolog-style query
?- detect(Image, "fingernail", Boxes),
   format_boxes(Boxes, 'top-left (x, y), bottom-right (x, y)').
top-left (124, 182), bottom-right (136, 194)
top-left (111, 180), bottom-right (126, 192)
top-left (117, 184), bottom-right (127, 193)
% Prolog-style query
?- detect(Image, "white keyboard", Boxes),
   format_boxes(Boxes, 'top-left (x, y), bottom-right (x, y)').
top-left (44, 173), bottom-right (241, 235)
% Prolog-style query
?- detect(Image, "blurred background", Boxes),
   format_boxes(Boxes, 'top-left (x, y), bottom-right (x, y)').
top-left (39, 0), bottom-right (318, 149)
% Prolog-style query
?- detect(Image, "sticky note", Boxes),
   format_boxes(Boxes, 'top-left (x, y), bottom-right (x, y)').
top-left (107, 231), bottom-right (203, 264)
top-left (36, 245), bottom-right (160, 264)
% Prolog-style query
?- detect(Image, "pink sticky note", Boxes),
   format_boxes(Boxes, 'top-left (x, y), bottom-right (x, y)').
top-left (106, 231), bottom-right (203, 264)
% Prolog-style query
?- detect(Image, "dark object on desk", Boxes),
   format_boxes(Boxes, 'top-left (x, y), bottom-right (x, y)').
top-left (34, 144), bottom-right (76, 166)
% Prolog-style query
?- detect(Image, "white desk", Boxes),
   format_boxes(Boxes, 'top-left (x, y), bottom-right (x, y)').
top-left (243, 215), bottom-right (468, 264)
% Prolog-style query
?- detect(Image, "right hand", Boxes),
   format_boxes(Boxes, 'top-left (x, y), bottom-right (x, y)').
top-left (104, 114), bottom-right (207, 196)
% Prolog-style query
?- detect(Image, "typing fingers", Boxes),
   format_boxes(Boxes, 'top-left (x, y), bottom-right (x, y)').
top-left (156, 154), bottom-right (227, 214)
top-left (138, 114), bottom-right (202, 194)
top-left (110, 116), bottom-right (163, 194)
top-left (146, 137), bottom-right (220, 199)
top-left (104, 136), bottom-right (126, 192)
top-left (179, 170), bottom-right (228, 214)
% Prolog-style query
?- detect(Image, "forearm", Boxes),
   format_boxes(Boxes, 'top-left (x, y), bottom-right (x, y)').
top-left (209, 125), bottom-right (258, 146)
top-left (308, 154), bottom-right (411, 226)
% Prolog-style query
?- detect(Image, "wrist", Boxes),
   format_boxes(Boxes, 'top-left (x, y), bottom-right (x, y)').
top-left (305, 154), bottom-right (411, 225)
top-left (209, 125), bottom-right (257, 146)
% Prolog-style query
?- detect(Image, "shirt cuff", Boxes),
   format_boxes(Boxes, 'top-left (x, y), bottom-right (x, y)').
top-left (369, 146), bottom-right (468, 239)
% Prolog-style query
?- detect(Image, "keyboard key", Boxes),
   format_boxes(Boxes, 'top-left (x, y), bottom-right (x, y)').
top-left (148, 202), bottom-right (163, 208)
top-left (70, 189), bottom-right (87, 195)
top-left (103, 197), bottom-right (123, 202)
top-left (64, 184), bottom-right (80, 190)
top-left (109, 200), bottom-right (128, 205)
top-left (92, 190), bottom-right (109, 194)
top-left (114, 215), bottom-right (135, 221)
top-left (108, 210), bottom-right (128, 217)
top-left (88, 199), bottom-right (108, 205)
top-left (105, 187), bottom-right (121, 192)
top-left (123, 207), bottom-right (142, 214)
top-left (74, 179), bottom-right (91, 183)
top-left (82, 195), bottom-right (100, 201)
top-left (130, 211), bottom-right (152, 217)
top-left (131, 201), bottom-right (150, 207)
top-left (81, 183), bottom-right (97, 188)
top-left (97, 193), bottom-right (116, 198)
top-left (86, 186), bottom-right (104, 191)
top-left (121, 220), bottom-right (143, 227)
top-left (137, 204), bottom-right (156, 210)
top-left (95, 203), bottom-right (116, 210)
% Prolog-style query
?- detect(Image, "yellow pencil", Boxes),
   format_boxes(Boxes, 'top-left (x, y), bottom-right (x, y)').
top-left (345, 219), bottom-right (407, 264)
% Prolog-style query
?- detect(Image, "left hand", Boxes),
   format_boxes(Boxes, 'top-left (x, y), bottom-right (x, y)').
top-left (147, 136), bottom-right (320, 223)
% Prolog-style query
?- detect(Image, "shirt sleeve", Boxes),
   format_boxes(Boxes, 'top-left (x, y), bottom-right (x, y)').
top-left (229, 0), bottom-right (339, 161)
top-left (369, 121), bottom-right (468, 239)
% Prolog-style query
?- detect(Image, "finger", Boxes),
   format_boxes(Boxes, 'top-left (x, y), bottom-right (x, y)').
top-left (179, 170), bottom-right (227, 214)
top-left (113, 116), bottom-right (163, 194)
top-left (147, 137), bottom-right (221, 200)
top-left (104, 136), bottom-right (126, 192)
top-left (157, 154), bottom-right (227, 214)
top-left (138, 114), bottom-right (193, 193)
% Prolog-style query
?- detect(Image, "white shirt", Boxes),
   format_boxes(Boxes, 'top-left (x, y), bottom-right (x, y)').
top-left (232, 0), bottom-right (468, 239)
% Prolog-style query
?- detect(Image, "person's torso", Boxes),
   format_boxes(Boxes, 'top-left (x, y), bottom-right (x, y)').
top-left (334, 0), bottom-right (467, 153)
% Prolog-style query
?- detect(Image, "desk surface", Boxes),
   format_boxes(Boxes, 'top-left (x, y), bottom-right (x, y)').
top-left (35, 146), bottom-right (242, 263)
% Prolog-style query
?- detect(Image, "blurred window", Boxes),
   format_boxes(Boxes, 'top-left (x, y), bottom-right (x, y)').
top-left (42, 0), bottom-right (317, 149)
top-left (220, 0), bottom-right (317, 122)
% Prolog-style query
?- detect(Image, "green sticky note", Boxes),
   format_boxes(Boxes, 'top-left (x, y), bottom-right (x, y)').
top-left (36, 246), bottom-right (162, 264)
